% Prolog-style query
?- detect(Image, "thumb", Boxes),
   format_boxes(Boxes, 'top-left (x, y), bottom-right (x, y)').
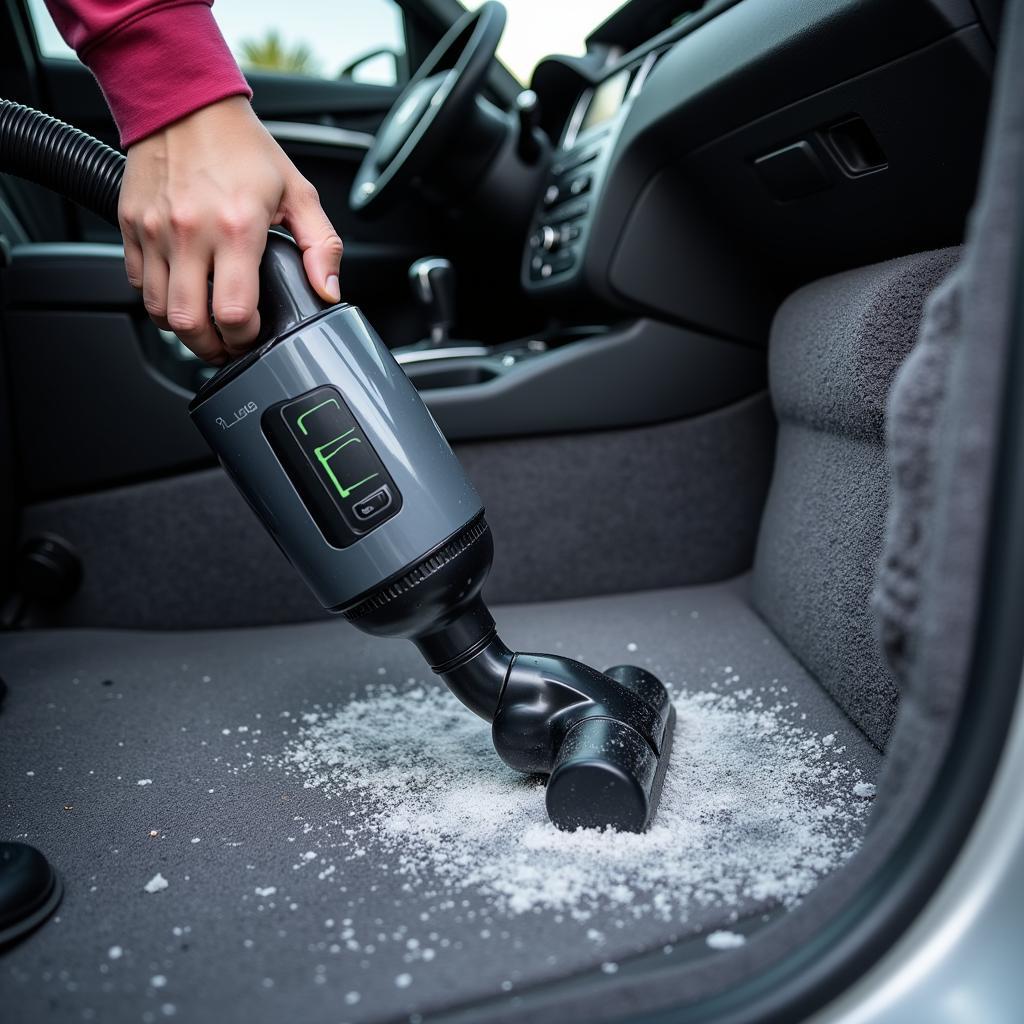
top-left (282, 179), bottom-right (343, 304)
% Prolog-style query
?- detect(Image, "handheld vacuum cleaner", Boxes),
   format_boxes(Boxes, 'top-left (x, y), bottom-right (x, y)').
top-left (1, 101), bottom-right (675, 832)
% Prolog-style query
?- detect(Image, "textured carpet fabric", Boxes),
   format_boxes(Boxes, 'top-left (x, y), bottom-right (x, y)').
top-left (0, 579), bottom-right (880, 1024)
top-left (752, 248), bottom-right (960, 749)
top-left (873, 274), bottom-right (961, 683)
top-left (19, 395), bottom-right (775, 630)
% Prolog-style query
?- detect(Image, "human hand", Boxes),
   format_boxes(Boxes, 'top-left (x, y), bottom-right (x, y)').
top-left (118, 96), bottom-right (343, 363)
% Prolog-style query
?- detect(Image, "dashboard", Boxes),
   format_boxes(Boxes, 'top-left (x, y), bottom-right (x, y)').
top-left (521, 0), bottom-right (995, 343)
top-left (523, 52), bottom-right (661, 290)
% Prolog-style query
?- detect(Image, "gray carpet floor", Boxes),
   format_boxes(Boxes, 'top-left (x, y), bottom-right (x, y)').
top-left (0, 577), bottom-right (881, 1023)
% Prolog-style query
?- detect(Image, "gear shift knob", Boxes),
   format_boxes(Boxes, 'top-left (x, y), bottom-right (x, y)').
top-left (409, 257), bottom-right (455, 346)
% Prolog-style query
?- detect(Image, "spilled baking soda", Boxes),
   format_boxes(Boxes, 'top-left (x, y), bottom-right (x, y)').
top-left (263, 681), bottom-right (874, 925)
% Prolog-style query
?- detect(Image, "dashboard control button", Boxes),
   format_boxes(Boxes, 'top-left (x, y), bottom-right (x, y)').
top-left (562, 222), bottom-right (583, 243)
top-left (531, 225), bottom-right (560, 251)
top-left (550, 198), bottom-right (589, 223)
top-left (549, 250), bottom-right (576, 273)
top-left (569, 174), bottom-right (592, 196)
top-left (543, 184), bottom-right (561, 206)
top-left (552, 148), bottom-right (598, 177)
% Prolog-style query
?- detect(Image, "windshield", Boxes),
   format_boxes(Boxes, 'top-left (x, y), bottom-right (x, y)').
top-left (461, 0), bottom-right (628, 84)
top-left (27, 0), bottom-right (626, 88)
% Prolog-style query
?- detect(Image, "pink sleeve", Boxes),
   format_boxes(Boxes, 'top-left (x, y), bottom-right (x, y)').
top-left (43, 0), bottom-right (253, 147)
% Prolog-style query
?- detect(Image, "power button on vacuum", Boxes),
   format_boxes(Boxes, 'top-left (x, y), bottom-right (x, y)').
top-left (352, 486), bottom-right (393, 522)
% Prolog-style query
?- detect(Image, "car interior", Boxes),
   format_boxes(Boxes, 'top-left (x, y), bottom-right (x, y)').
top-left (1, 0), bottom-right (1023, 1021)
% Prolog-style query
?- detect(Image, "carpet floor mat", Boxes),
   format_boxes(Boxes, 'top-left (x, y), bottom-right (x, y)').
top-left (0, 577), bottom-right (881, 1023)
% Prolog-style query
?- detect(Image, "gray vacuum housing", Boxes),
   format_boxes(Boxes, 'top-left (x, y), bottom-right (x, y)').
top-left (190, 298), bottom-right (482, 611)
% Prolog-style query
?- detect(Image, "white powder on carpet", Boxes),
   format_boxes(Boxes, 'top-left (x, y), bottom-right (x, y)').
top-left (256, 683), bottom-right (873, 928)
top-left (143, 873), bottom-right (168, 894)
top-left (706, 930), bottom-right (746, 950)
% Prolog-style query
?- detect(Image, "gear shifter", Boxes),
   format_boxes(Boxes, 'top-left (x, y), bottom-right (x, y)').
top-left (409, 257), bottom-right (456, 346)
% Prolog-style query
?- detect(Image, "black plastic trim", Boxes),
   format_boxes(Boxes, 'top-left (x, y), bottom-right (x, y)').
top-left (420, 319), bottom-right (766, 442)
top-left (342, 514), bottom-right (490, 620)
top-left (330, 512), bottom-right (485, 616)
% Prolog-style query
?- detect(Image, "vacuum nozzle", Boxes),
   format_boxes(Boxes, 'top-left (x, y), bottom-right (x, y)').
top-left (341, 515), bottom-right (676, 832)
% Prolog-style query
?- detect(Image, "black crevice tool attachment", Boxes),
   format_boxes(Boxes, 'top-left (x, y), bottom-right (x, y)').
top-left (343, 516), bottom-right (676, 832)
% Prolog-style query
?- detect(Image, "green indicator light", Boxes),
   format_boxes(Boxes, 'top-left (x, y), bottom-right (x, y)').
top-left (296, 397), bottom-right (340, 436)
top-left (314, 430), bottom-right (379, 500)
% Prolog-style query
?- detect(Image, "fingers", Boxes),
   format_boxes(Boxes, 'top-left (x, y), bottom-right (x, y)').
top-left (125, 222), bottom-right (171, 333)
top-left (211, 221), bottom-right (265, 355)
top-left (140, 245), bottom-right (171, 332)
top-left (126, 220), bottom-right (263, 363)
top-left (122, 226), bottom-right (144, 292)
top-left (282, 180), bottom-right (343, 303)
top-left (127, 213), bottom-right (265, 361)
top-left (166, 253), bottom-right (226, 364)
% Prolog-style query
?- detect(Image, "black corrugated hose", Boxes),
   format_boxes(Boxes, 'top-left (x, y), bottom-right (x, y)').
top-left (0, 99), bottom-right (124, 227)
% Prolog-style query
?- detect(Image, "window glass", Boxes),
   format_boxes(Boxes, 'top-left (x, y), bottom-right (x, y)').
top-left (25, 0), bottom-right (406, 86)
top-left (461, 0), bottom-right (627, 84)
top-left (25, 0), bottom-right (76, 60)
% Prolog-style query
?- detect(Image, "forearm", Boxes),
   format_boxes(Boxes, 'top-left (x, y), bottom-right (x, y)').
top-left (43, 0), bottom-right (251, 146)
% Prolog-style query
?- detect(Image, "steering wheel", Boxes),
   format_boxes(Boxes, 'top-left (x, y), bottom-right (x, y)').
top-left (349, 1), bottom-right (506, 215)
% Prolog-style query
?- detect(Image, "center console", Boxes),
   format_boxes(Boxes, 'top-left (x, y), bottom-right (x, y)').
top-left (522, 51), bottom-right (661, 291)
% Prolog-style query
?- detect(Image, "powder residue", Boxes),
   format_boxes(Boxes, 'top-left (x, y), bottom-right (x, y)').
top-left (258, 683), bottom-right (873, 926)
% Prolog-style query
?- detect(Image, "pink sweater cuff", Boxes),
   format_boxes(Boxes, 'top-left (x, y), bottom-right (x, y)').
top-left (81, 2), bottom-right (252, 147)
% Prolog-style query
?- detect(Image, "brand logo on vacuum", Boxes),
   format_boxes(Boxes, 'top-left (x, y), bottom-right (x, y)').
top-left (216, 401), bottom-right (258, 430)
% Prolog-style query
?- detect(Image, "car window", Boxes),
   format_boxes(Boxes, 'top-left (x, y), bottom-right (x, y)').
top-left (461, 0), bottom-right (628, 84)
top-left (25, 0), bottom-right (407, 86)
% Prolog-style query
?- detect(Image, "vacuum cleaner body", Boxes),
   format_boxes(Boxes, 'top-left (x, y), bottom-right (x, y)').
top-left (190, 299), bottom-right (481, 611)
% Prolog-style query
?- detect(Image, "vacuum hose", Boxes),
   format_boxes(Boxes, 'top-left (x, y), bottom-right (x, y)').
top-left (0, 100), bottom-right (124, 226)
top-left (0, 101), bottom-right (676, 833)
